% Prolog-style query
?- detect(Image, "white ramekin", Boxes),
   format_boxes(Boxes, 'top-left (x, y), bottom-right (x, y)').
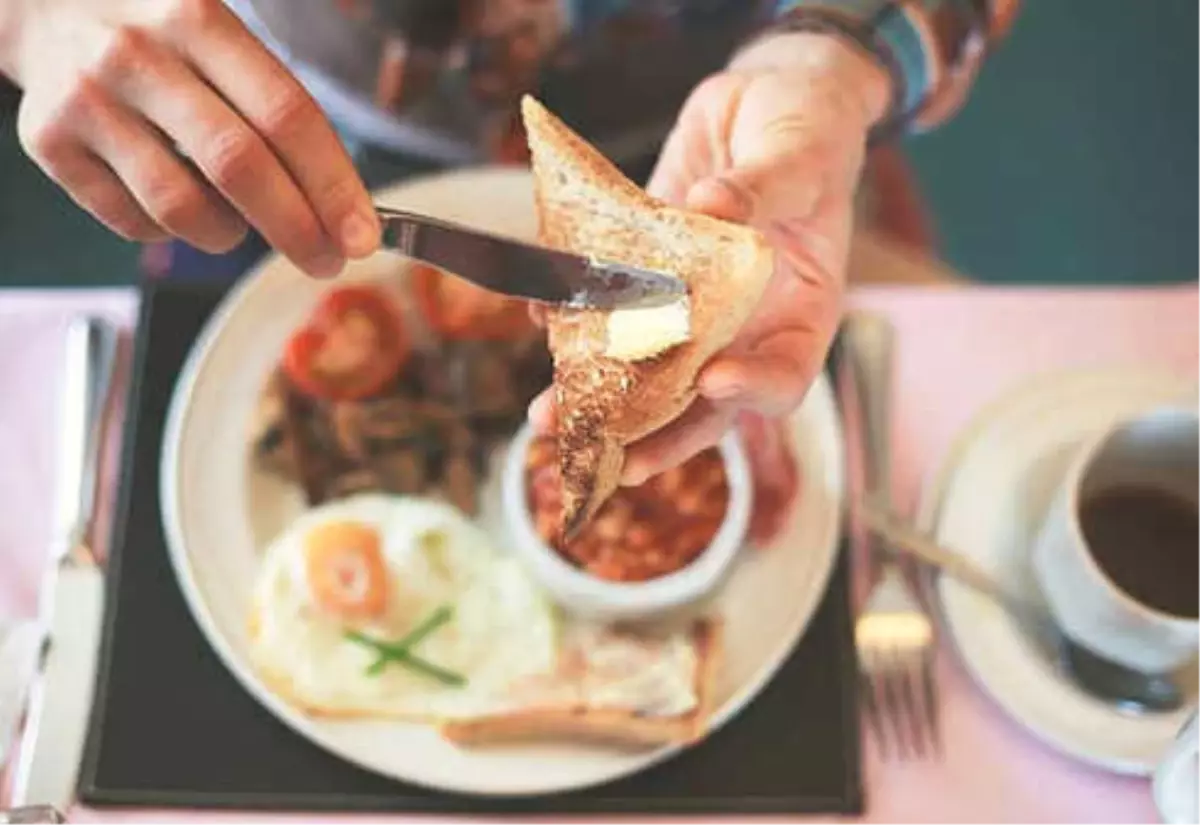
top-left (500, 421), bottom-right (753, 622)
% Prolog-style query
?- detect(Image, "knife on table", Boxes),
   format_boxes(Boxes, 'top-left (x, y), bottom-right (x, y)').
top-left (10, 317), bottom-right (118, 812)
top-left (376, 206), bottom-right (687, 310)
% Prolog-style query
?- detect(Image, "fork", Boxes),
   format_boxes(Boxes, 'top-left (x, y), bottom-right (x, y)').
top-left (843, 311), bottom-right (940, 760)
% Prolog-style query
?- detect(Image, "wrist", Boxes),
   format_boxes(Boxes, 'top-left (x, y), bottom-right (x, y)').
top-left (730, 31), bottom-right (892, 129)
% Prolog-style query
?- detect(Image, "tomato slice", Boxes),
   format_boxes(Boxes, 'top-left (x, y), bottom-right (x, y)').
top-left (411, 263), bottom-right (534, 341)
top-left (283, 285), bottom-right (410, 401)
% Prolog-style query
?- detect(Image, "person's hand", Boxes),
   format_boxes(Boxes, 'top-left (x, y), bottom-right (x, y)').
top-left (739, 410), bottom-right (801, 544)
top-left (531, 32), bottom-right (890, 495)
top-left (0, 0), bottom-right (380, 276)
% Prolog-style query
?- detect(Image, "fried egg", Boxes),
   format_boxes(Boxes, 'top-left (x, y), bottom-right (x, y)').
top-left (248, 493), bottom-right (559, 720)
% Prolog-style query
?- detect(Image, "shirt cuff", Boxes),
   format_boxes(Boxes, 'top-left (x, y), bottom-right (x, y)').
top-left (769, 0), bottom-right (997, 138)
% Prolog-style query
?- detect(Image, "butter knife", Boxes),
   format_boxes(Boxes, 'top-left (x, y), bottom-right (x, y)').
top-left (10, 317), bottom-right (118, 811)
top-left (376, 206), bottom-right (687, 310)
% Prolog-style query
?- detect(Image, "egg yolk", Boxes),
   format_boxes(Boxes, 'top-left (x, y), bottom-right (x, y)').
top-left (303, 521), bottom-right (388, 621)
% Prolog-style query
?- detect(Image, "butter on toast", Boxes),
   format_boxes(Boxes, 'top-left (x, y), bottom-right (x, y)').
top-left (521, 96), bottom-right (774, 537)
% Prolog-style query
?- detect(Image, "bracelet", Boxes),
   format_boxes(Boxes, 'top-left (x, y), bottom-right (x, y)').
top-left (769, 1), bottom-right (993, 141)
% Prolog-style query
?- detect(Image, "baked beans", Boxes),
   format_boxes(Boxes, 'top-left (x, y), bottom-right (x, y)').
top-left (524, 435), bottom-right (729, 582)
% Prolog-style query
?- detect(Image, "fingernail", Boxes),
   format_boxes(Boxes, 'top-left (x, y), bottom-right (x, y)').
top-left (528, 394), bottom-right (552, 429)
top-left (620, 462), bottom-right (649, 487)
top-left (716, 177), bottom-right (755, 220)
top-left (340, 208), bottom-right (381, 257)
top-left (310, 250), bottom-right (345, 278)
top-left (701, 375), bottom-right (745, 401)
top-left (688, 177), bottom-right (755, 223)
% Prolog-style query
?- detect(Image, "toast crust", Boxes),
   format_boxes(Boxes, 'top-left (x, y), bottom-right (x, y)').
top-left (250, 608), bottom-right (722, 748)
top-left (438, 620), bottom-right (722, 748)
top-left (521, 96), bottom-right (774, 535)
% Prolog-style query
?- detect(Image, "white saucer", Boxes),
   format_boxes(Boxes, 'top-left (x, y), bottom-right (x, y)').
top-left (917, 368), bottom-right (1198, 776)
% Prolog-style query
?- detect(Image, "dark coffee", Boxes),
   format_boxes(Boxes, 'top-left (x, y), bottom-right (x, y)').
top-left (1079, 486), bottom-right (1199, 618)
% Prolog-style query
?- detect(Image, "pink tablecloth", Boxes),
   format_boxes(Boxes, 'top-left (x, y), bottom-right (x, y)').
top-left (0, 283), bottom-right (1195, 824)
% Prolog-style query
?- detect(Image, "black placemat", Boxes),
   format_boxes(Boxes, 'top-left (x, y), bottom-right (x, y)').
top-left (79, 278), bottom-right (861, 815)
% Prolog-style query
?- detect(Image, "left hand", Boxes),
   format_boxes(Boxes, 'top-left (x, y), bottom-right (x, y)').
top-left (740, 410), bottom-right (801, 544)
top-left (531, 32), bottom-right (891, 488)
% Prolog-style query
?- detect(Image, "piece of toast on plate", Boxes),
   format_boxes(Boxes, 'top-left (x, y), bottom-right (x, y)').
top-left (521, 96), bottom-right (774, 538)
top-left (251, 597), bottom-right (722, 748)
top-left (439, 619), bottom-right (722, 748)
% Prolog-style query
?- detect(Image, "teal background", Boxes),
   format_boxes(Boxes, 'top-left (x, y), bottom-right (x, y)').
top-left (907, 0), bottom-right (1197, 285)
top-left (0, 0), bottom-right (1195, 287)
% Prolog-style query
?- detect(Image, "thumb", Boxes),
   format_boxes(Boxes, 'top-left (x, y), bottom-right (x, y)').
top-left (685, 147), bottom-right (825, 227)
top-left (686, 66), bottom-right (869, 227)
top-left (685, 127), bottom-right (859, 286)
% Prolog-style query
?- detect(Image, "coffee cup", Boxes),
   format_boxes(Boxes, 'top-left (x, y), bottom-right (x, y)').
top-left (1032, 406), bottom-right (1199, 675)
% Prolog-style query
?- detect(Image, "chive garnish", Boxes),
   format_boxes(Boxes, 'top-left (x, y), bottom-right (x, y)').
top-left (344, 604), bottom-right (466, 686)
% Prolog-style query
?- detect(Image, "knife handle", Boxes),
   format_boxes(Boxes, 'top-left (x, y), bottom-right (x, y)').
top-left (0, 621), bottom-right (41, 768)
top-left (52, 317), bottom-right (118, 560)
top-left (841, 310), bottom-right (895, 505)
top-left (10, 568), bottom-right (105, 811)
top-left (0, 806), bottom-right (65, 824)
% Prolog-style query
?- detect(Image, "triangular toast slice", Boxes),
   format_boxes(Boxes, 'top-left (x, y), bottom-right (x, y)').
top-left (521, 96), bottom-right (774, 537)
top-left (439, 620), bottom-right (722, 747)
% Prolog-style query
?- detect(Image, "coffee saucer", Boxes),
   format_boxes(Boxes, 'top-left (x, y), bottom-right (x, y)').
top-left (917, 367), bottom-right (1198, 775)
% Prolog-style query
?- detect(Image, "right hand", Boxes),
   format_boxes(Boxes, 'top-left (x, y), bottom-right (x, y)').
top-left (0, 0), bottom-right (380, 276)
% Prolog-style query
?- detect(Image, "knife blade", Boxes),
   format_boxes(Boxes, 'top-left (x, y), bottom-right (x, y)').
top-left (376, 206), bottom-right (687, 310)
top-left (10, 316), bottom-right (118, 812)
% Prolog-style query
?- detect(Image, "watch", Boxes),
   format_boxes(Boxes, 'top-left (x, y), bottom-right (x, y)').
top-left (770, 0), bottom-right (992, 141)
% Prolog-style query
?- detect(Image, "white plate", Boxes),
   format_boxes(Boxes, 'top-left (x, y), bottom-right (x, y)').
top-left (918, 367), bottom-right (1198, 776)
top-left (160, 166), bottom-right (847, 796)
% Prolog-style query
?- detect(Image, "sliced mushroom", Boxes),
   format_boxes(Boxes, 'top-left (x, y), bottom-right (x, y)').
top-left (407, 348), bottom-right (454, 401)
top-left (251, 373), bottom-right (298, 477)
top-left (372, 448), bottom-right (428, 495)
top-left (331, 395), bottom-right (429, 461)
top-left (444, 345), bottom-right (472, 408)
top-left (323, 468), bottom-right (383, 500)
top-left (276, 384), bottom-right (339, 506)
top-left (466, 347), bottom-right (521, 416)
top-left (329, 402), bottom-right (367, 461)
top-left (288, 393), bottom-right (341, 457)
top-left (442, 419), bottom-right (476, 453)
top-left (412, 398), bottom-right (462, 427)
top-left (439, 451), bottom-right (479, 515)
